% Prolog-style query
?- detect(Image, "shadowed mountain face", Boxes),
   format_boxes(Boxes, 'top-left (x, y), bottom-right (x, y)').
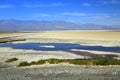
top-left (0, 20), bottom-right (119, 31)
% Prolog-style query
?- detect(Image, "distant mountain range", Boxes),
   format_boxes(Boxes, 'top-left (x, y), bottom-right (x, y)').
top-left (0, 20), bottom-right (119, 31)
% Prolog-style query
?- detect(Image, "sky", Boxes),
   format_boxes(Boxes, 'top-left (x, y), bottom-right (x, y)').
top-left (0, 0), bottom-right (120, 25)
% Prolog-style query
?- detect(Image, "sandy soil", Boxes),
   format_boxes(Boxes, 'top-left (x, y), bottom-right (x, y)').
top-left (0, 30), bottom-right (120, 64)
top-left (0, 30), bottom-right (120, 80)
top-left (31, 30), bottom-right (120, 41)
top-left (27, 30), bottom-right (120, 46)
top-left (0, 47), bottom-right (85, 64)
top-left (0, 30), bottom-right (120, 49)
top-left (0, 32), bottom-right (27, 38)
top-left (1, 30), bottom-right (120, 41)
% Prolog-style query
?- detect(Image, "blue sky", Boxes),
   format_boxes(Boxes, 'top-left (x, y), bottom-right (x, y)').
top-left (0, 0), bottom-right (120, 25)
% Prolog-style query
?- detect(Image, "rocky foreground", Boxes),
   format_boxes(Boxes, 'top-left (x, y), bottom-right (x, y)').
top-left (0, 63), bottom-right (120, 80)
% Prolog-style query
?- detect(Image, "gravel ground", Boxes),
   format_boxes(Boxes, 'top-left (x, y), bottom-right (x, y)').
top-left (0, 64), bottom-right (120, 80)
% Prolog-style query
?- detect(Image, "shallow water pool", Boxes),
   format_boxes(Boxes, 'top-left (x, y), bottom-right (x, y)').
top-left (0, 42), bottom-right (119, 53)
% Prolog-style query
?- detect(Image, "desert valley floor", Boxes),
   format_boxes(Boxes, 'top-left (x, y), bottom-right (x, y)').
top-left (0, 30), bottom-right (120, 80)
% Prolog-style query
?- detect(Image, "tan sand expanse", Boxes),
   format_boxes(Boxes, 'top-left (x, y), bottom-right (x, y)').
top-left (0, 47), bottom-right (85, 64)
top-left (0, 30), bottom-right (120, 41)
top-left (1, 30), bottom-right (120, 46)
top-left (32, 30), bottom-right (120, 41)
top-left (0, 32), bottom-right (30, 38)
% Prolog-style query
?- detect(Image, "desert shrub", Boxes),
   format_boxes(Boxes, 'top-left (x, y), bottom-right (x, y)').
top-left (68, 59), bottom-right (81, 65)
top-left (79, 60), bottom-right (94, 65)
top-left (30, 61), bottom-right (37, 65)
top-left (68, 59), bottom-right (93, 65)
top-left (36, 60), bottom-right (46, 64)
top-left (105, 59), bottom-right (120, 65)
top-left (94, 59), bottom-right (108, 65)
top-left (47, 58), bottom-right (64, 64)
top-left (5, 58), bottom-right (18, 63)
top-left (17, 59), bottom-right (120, 67)
top-left (18, 61), bottom-right (30, 67)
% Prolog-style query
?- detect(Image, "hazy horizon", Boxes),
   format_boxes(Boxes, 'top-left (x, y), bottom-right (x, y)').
top-left (0, 0), bottom-right (120, 26)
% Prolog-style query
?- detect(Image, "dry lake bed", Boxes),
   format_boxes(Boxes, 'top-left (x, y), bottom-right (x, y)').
top-left (0, 30), bottom-right (120, 80)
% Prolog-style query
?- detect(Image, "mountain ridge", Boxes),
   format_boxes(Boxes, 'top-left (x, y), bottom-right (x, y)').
top-left (0, 20), bottom-right (119, 31)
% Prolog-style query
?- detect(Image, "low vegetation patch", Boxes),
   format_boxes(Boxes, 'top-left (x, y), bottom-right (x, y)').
top-left (31, 60), bottom-right (46, 65)
top-left (47, 58), bottom-right (65, 64)
top-left (17, 61), bottom-right (30, 67)
top-left (5, 58), bottom-right (18, 63)
top-left (17, 58), bottom-right (120, 67)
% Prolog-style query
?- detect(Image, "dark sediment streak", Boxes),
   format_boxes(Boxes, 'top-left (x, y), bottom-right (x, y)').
top-left (68, 51), bottom-right (118, 59)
